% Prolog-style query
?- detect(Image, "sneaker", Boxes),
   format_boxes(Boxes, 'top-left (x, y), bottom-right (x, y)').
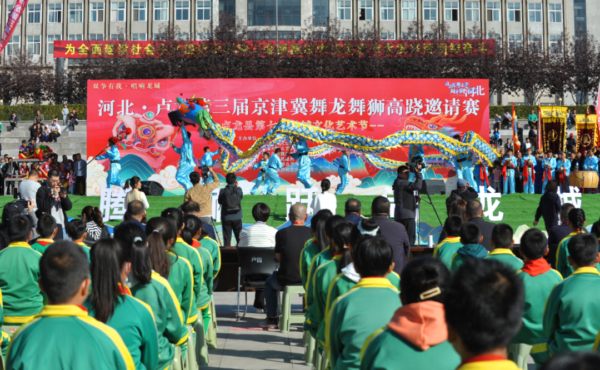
top-left (259, 317), bottom-right (279, 329)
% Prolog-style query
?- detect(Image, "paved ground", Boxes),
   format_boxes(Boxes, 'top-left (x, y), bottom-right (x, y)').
top-left (207, 291), bottom-right (310, 370)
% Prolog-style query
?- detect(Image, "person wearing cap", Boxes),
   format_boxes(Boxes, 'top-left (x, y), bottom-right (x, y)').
top-left (522, 147), bottom-right (537, 194)
top-left (502, 149), bottom-right (517, 195)
top-left (542, 150), bottom-right (557, 194)
top-left (556, 151), bottom-right (571, 192)
top-left (97, 137), bottom-right (124, 188)
top-left (566, 133), bottom-right (576, 152)
top-left (445, 179), bottom-right (478, 215)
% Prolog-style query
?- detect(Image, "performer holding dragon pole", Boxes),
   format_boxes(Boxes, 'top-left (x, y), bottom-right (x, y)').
top-left (250, 152), bottom-right (270, 195)
top-left (336, 150), bottom-right (351, 194)
top-left (200, 146), bottom-right (221, 184)
top-left (289, 138), bottom-right (312, 189)
top-left (95, 127), bottom-right (131, 189)
top-left (451, 135), bottom-right (477, 188)
top-left (264, 148), bottom-right (283, 195)
top-left (521, 147), bottom-right (537, 194)
top-left (171, 125), bottom-right (197, 191)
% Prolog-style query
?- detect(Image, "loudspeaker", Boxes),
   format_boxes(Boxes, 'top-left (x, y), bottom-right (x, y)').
top-left (422, 180), bottom-right (445, 195)
top-left (141, 181), bottom-right (164, 196)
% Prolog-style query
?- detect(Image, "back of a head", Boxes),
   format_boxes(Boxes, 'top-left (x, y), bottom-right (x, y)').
top-left (344, 198), bottom-right (361, 214)
top-left (8, 215), bottom-right (31, 243)
top-left (560, 203), bottom-right (575, 222)
top-left (161, 207), bottom-right (184, 233)
top-left (540, 352), bottom-right (600, 370)
top-left (592, 221), bottom-right (600, 240)
top-left (354, 236), bottom-right (394, 278)
top-left (40, 241), bottom-right (89, 304)
top-left (325, 215), bottom-right (346, 242)
top-left (520, 229), bottom-right (548, 260)
top-left (444, 215), bottom-right (463, 237)
top-left (189, 171), bottom-right (201, 185)
top-left (567, 233), bottom-right (598, 267)
top-left (321, 179), bottom-right (331, 193)
top-left (397, 165), bottom-right (408, 175)
top-left (491, 223), bottom-right (514, 249)
top-left (252, 203), bottom-right (271, 223)
top-left (568, 208), bottom-right (586, 231)
top-left (37, 214), bottom-right (57, 238)
top-left (449, 199), bottom-right (467, 221)
top-left (29, 170), bottom-right (39, 179)
top-left (460, 222), bottom-right (481, 245)
top-left (181, 200), bottom-right (200, 215)
top-left (90, 239), bottom-right (125, 323)
top-left (401, 258), bottom-right (451, 305)
top-left (313, 211), bottom-right (332, 252)
top-left (82, 206), bottom-right (104, 227)
top-left (371, 196), bottom-right (390, 215)
top-left (226, 173), bottom-right (236, 185)
top-left (466, 200), bottom-right (483, 218)
top-left (113, 221), bottom-right (151, 285)
top-left (311, 210), bottom-right (333, 231)
top-left (145, 217), bottom-right (174, 278)
top-left (445, 259), bottom-right (524, 355)
top-left (289, 203), bottom-right (307, 223)
top-left (350, 219), bottom-right (381, 250)
top-left (546, 180), bottom-right (559, 193)
top-left (182, 215), bottom-right (202, 245)
top-left (334, 222), bottom-right (355, 273)
top-left (124, 176), bottom-right (141, 190)
top-left (127, 200), bottom-right (145, 218)
top-left (66, 219), bottom-right (86, 240)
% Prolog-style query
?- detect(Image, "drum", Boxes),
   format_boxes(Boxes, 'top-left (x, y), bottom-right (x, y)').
top-left (569, 171), bottom-right (599, 189)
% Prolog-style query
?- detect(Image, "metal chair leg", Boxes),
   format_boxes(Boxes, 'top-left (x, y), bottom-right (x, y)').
top-left (237, 267), bottom-right (241, 321)
top-left (244, 287), bottom-right (248, 318)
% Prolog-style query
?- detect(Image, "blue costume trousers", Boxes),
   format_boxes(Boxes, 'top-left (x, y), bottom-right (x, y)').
top-left (503, 174), bottom-right (515, 194)
top-left (176, 163), bottom-right (195, 190)
top-left (542, 178), bottom-right (549, 194)
top-left (476, 179), bottom-right (486, 193)
top-left (458, 168), bottom-right (477, 188)
top-left (336, 173), bottom-right (348, 194)
top-left (264, 173), bottom-right (281, 194)
top-left (251, 174), bottom-right (266, 195)
top-left (524, 179), bottom-right (534, 194)
top-left (106, 164), bottom-right (124, 188)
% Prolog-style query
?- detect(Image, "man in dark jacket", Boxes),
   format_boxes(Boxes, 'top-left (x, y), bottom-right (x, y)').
top-left (343, 198), bottom-right (363, 225)
top-left (371, 196), bottom-right (410, 274)
top-left (465, 200), bottom-right (495, 251)
top-left (392, 164), bottom-right (423, 245)
top-left (547, 203), bottom-right (575, 268)
top-left (35, 169), bottom-right (71, 240)
top-left (445, 179), bottom-right (478, 215)
top-left (2, 157), bottom-right (18, 195)
top-left (218, 172), bottom-right (243, 246)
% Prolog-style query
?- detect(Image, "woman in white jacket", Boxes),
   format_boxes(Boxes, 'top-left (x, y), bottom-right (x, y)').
top-left (311, 179), bottom-right (337, 215)
top-left (124, 176), bottom-right (150, 209)
top-left (62, 104), bottom-right (70, 125)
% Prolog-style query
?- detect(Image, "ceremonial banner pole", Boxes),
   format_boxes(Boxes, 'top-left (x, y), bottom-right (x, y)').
top-left (0, 0), bottom-right (28, 54)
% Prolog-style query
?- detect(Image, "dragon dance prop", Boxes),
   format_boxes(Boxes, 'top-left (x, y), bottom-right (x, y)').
top-left (168, 96), bottom-right (499, 174)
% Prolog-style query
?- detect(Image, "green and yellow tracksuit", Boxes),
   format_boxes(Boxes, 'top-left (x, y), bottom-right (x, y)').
top-left (450, 244), bottom-right (489, 273)
top-left (167, 251), bottom-right (196, 325)
top-left (543, 267), bottom-right (600, 357)
top-left (86, 290), bottom-right (159, 370)
top-left (555, 231), bottom-right (593, 278)
top-left (433, 236), bottom-right (462, 270)
top-left (300, 238), bottom-right (318, 289)
top-left (360, 301), bottom-right (460, 370)
top-left (456, 355), bottom-right (521, 370)
top-left (195, 245), bottom-right (214, 333)
top-left (30, 238), bottom-right (54, 255)
top-left (200, 236), bottom-right (221, 279)
top-left (310, 254), bottom-right (343, 349)
top-left (173, 238), bottom-right (204, 319)
top-left (6, 305), bottom-right (135, 369)
top-left (0, 288), bottom-right (10, 357)
top-left (74, 241), bottom-right (91, 263)
top-left (327, 277), bottom-right (401, 370)
top-left (131, 272), bottom-right (186, 370)
top-left (485, 248), bottom-right (524, 271)
top-left (0, 242), bottom-right (43, 325)
top-left (304, 247), bottom-right (333, 337)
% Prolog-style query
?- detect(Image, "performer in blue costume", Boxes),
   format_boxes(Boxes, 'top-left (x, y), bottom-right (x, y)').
top-left (555, 151), bottom-right (571, 192)
top-left (171, 125), bottom-right (196, 191)
top-left (264, 148), bottom-right (283, 195)
top-left (542, 149), bottom-right (556, 194)
top-left (97, 137), bottom-right (125, 188)
top-left (336, 150), bottom-right (350, 194)
top-left (289, 138), bottom-right (312, 188)
top-left (583, 149), bottom-right (599, 193)
top-left (451, 135), bottom-right (476, 188)
top-left (200, 146), bottom-right (221, 184)
top-left (250, 152), bottom-right (270, 195)
top-left (502, 149), bottom-right (517, 195)
top-left (473, 159), bottom-right (489, 193)
top-left (521, 147), bottom-right (537, 194)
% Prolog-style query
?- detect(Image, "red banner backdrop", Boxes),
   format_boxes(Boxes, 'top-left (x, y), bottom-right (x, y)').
top-left (86, 78), bottom-right (489, 196)
top-left (0, 0), bottom-right (28, 54)
top-left (55, 39), bottom-right (496, 59)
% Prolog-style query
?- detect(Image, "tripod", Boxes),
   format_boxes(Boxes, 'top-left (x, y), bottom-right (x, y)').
top-left (210, 216), bottom-right (223, 247)
top-left (416, 180), bottom-right (443, 245)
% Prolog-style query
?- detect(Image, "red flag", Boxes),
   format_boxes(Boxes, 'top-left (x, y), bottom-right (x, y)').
top-left (512, 103), bottom-right (520, 152)
top-left (0, 0), bottom-right (29, 54)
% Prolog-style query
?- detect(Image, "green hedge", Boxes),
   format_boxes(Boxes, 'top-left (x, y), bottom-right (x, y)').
top-left (0, 105), bottom-right (87, 121)
top-left (489, 105), bottom-right (587, 119)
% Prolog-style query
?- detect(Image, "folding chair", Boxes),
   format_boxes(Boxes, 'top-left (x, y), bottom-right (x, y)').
top-left (236, 247), bottom-right (278, 320)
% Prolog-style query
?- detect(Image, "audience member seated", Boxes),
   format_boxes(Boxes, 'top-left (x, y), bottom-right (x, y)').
top-left (124, 200), bottom-right (147, 231)
top-left (260, 203), bottom-right (312, 329)
top-left (555, 208), bottom-right (588, 278)
top-left (433, 215), bottom-right (464, 270)
top-left (445, 179), bottom-right (478, 215)
top-left (299, 210), bottom-right (333, 291)
top-left (181, 200), bottom-right (216, 240)
top-left (547, 203), bottom-right (574, 267)
top-left (81, 206), bottom-right (110, 247)
top-left (311, 179), bottom-right (337, 215)
top-left (343, 198), bottom-right (362, 225)
top-left (237, 203), bottom-right (278, 248)
top-left (450, 222), bottom-right (488, 273)
top-left (465, 200), bottom-right (495, 251)
top-left (370, 196), bottom-right (410, 274)
top-left (31, 214), bottom-right (58, 254)
top-left (486, 223), bottom-right (523, 271)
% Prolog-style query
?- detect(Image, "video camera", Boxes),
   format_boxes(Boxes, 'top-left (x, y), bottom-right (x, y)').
top-left (199, 165), bottom-right (210, 182)
top-left (409, 156), bottom-right (424, 173)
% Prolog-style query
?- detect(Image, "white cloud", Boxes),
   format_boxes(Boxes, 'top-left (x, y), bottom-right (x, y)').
top-left (148, 165), bottom-right (182, 190)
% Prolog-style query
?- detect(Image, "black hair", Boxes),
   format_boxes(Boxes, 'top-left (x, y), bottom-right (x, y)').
top-left (182, 215), bottom-right (202, 245)
top-left (568, 208), bottom-right (586, 231)
top-left (545, 180), bottom-right (559, 193)
top-left (444, 215), bottom-right (463, 237)
top-left (204, 146), bottom-right (210, 152)
top-left (47, 169), bottom-right (60, 179)
top-left (124, 176), bottom-right (141, 190)
top-left (82, 206), bottom-right (105, 227)
top-left (21, 140), bottom-right (26, 144)
top-left (460, 222), bottom-right (481, 245)
top-left (90, 239), bottom-right (126, 323)
top-left (331, 222), bottom-right (353, 273)
top-left (8, 215), bottom-right (31, 242)
top-left (350, 219), bottom-right (382, 250)
top-left (560, 203), bottom-right (574, 222)
top-left (226, 173), bottom-right (237, 185)
top-left (263, 152), bottom-right (270, 158)
top-left (325, 215), bottom-right (346, 244)
top-left (190, 172), bottom-right (200, 185)
top-left (520, 229), bottom-right (548, 260)
top-left (40, 241), bottom-right (90, 304)
top-left (540, 352), bottom-right (600, 370)
top-left (397, 165), bottom-right (408, 174)
top-left (466, 200), bottom-right (483, 218)
top-left (113, 220), bottom-right (151, 285)
top-left (37, 214), bottom-right (57, 238)
top-left (567, 233), bottom-right (599, 267)
top-left (145, 217), bottom-right (174, 279)
top-left (445, 259), bottom-right (524, 355)
top-left (345, 198), bottom-right (361, 214)
top-left (401, 258), bottom-right (451, 304)
top-left (354, 236), bottom-right (394, 277)
top-left (274, 148), bottom-right (281, 154)
top-left (181, 200), bottom-right (200, 215)
top-left (371, 196), bottom-right (390, 215)
top-left (321, 179), bottom-right (331, 193)
top-left (491, 223), bottom-right (514, 249)
top-left (66, 219), bottom-right (87, 240)
top-left (127, 200), bottom-right (145, 217)
top-left (591, 221), bottom-right (600, 240)
top-left (252, 203), bottom-right (270, 223)
top-left (312, 210), bottom-right (332, 252)
top-left (161, 208), bottom-right (184, 236)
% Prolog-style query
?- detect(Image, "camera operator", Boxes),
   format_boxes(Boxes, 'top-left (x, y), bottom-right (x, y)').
top-left (392, 162), bottom-right (423, 245)
top-left (35, 169), bottom-right (71, 240)
top-left (184, 167), bottom-right (220, 227)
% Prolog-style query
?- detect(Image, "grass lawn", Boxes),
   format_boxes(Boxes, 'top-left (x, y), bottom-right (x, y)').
top-left (3, 193), bottom-right (598, 232)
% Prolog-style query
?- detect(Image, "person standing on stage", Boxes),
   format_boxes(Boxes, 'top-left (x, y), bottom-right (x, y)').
top-left (250, 152), bottom-right (270, 195)
top-left (200, 146), bottom-right (220, 184)
top-left (502, 149), bottom-right (517, 194)
top-left (392, 164), bottom-right (423, 246)
top-left (336, 150), bottom-right (350, 195)
top-left (556, 151), bottom-right (571, 192)
top-left (171, 125), bottom-right (196, 191)
top-left (542, 149), bottom-right (557, 194)
top-left (289, 138), bottom-right (312, 189)
top-left (264, 148), bottom-right (283, 195)
top-left (473, 159), bottom-right (489, 193)
top-left (522, 147), bottom-right (537, 194)
top-left (97, 137), bottom-right (124, 188)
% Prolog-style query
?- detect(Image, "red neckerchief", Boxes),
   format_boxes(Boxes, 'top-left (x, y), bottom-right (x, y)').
top-left (118, 284), bottom-right (132, 296)
top-left (292, 222), bottom-right (304, 226)
top-left (77, 305), bottom-right (89, 312)
top-left (478, 165), bottom-right (489, 187)
top-left (192, 239), bottom-right (201, 248)
top-left (522, 258), bottom-right (552, 277)
top-left (461, 355), bottom-right (507, 366)
top-left (37, 239), bottom-right (53, 246)
top-left (523, 161), bottom-right (535, 185)
top-left (333, 252), bottom-right (344, 256)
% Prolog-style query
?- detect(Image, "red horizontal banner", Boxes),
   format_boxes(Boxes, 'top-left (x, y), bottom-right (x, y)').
top-left (54, 39), bottom-right (496, 59)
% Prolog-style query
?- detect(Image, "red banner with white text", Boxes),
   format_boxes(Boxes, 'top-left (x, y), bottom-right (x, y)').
top-left (0, 0), bottom-right (28, 54)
